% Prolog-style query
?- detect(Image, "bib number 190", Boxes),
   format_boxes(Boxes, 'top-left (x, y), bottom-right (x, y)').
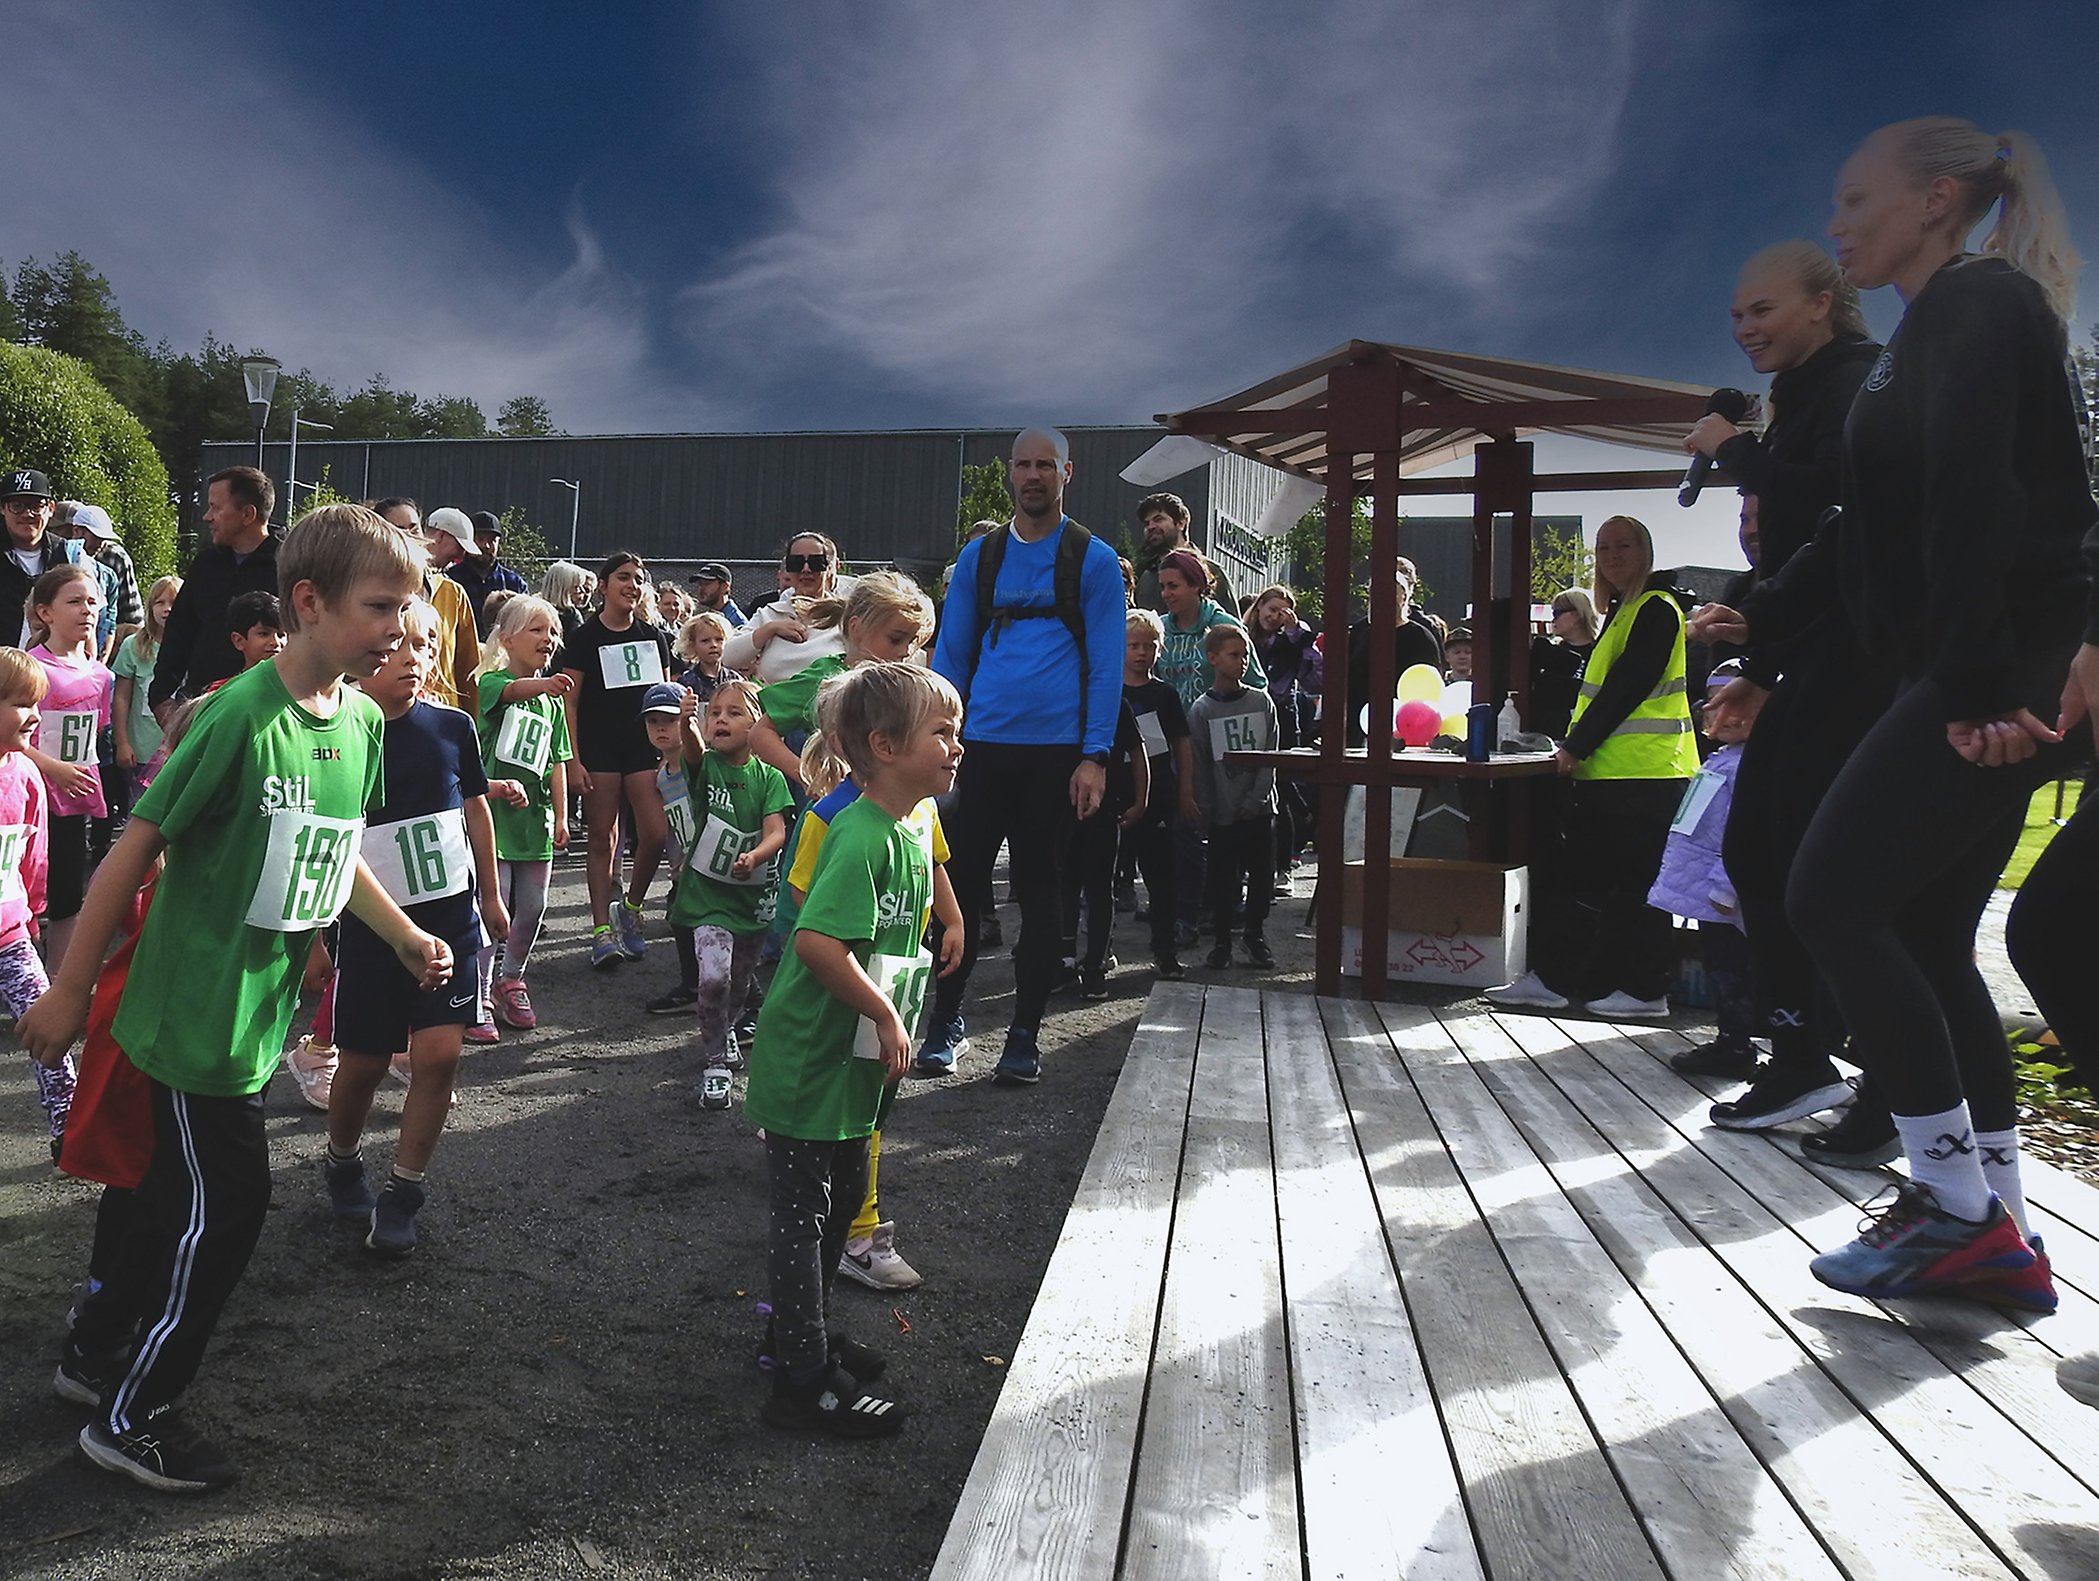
top-left (245, 813), bottom-right (364, 933)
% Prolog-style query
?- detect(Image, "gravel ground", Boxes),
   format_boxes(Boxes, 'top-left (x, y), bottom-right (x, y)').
top-left (0, 855), bottom-right (2079, 1580)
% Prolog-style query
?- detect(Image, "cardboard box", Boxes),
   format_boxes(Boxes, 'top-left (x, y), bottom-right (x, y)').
top-left (1337, 858), bottom-right (1528, 987)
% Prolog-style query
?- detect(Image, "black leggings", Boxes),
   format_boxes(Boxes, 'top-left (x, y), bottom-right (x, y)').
top-left (1786, 665), bottom-right (2080, 1130)
top-left (2006, 780), bottom-right (2099, 1087)
top-left (1061, 808), bottom-right (1120, 971)
top-left (1534, 778), bottom-right (1681, 1003)
top-left (1723, 639), bottom-right (1894, 1077)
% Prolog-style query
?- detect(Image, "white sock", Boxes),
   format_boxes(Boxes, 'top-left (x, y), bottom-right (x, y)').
top-left (1894, 1104), bottom-right (1993, 1222)
top-left (1974, 1127), bottom-right (2029, 1239)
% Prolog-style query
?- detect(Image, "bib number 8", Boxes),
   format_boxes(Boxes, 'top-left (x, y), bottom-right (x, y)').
top-left (392, 820), bottom-right (451, 897)
top-left (623, 647), bottom-right (644, 683)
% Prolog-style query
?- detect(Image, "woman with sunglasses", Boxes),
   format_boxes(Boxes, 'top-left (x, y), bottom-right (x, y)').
top-left (1529, 586), bottom-right (1599, 739)
top-left (724, 534), bottom-right (860, 684)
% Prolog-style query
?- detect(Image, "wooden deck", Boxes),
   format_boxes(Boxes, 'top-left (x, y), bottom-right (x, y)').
top-left (932, 983), bottom-right (2099, 1580)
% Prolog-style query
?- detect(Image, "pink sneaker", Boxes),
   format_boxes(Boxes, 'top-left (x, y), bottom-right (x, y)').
top-left (494, 978), bottom-right (536, 1030)
top-left (463, 1021), bottom-right (500, 1045)
top-left (283, 1037), bottom-right (338, 1112)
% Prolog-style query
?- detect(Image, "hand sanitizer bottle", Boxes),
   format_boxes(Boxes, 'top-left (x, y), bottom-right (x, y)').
top-left (1496, 694), bottom-right (1520, 751)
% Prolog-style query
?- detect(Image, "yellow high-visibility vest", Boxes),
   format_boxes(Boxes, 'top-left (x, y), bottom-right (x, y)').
top-left (1568, 587), bottom-right (1697, 781)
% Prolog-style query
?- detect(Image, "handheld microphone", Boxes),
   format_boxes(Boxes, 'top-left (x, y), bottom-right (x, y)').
top-left (1678, 387), bottom-right (1751, 506)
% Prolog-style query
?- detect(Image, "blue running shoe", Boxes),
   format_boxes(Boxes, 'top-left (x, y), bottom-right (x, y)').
top-left (616, 899), bottom-right (648, 960)
top-left (1809, 1182), bottom-right (2035, 1299)
top-left (910, 1014), bottom-right (970, 1077)
top-left (590, 926), bottom-right (622, 969)
top-left (324, 1155), bottom-right (376, 1221)
top-left (992, 1027), bottom-right (1042, 1086)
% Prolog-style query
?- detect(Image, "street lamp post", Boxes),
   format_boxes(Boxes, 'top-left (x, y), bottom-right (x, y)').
top-left (549, 477), bottom-right (580, 560)
top-left (242, 358), bottom-right (281, 470)
top-left (289, 410), bottom-right (333, 522)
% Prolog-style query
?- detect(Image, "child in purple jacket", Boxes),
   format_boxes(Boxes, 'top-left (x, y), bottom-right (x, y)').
top-left (1648, 662), bottom-right (1758, 1070)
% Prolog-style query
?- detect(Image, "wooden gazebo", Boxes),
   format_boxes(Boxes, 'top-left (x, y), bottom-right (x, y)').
top-left (1160, 340), bottom-right (1729, 998)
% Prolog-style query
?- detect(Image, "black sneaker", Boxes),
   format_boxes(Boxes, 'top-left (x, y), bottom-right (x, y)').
top-left (323, 1155), bottom-right (376, 1222)
top-left (1669, 1039), bottom-right (1760, 1081)
top-left (1800, 1091), bottom-right (1901, 1170)
top-left (1708, 1065), bottom-right (1853, 1131)
top-left (757, 1322), bottom-right (888, 1383)
top-left (1244, 935), bottom-right (1275, 969)
top-left (1080, 966), bottom-right (1108, 1000)
top-left (366, 1177), bottom-right (426, 1258)
top-left (78, 1408), bottom-right (239, 1492)
top-left (760, 1365), bottom-right (908, 1439)
top-left (1154, 954), bottom-right (1185, 981)
top-left (1205, 944), bottom-right (1232, 970)
top-left (646, 985), bottom-right (698, 1014)
top-left (53, 1345), bottom-right (124, 1408)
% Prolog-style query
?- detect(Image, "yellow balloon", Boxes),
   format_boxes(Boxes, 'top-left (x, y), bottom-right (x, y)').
top-left (1441, 714), bottom-right (1468, 739)
top-left (1397, 663), bottom-right (1443, 703)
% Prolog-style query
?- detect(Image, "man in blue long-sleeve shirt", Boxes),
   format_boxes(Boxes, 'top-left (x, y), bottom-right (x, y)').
top-left (925, 428), bottom-right (1128, 1085)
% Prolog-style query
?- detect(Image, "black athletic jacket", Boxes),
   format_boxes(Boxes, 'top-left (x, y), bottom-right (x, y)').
top-left (150, 534), bottom-right (283, 708)
top-left (1744, 257), bottom-right (2097, 721)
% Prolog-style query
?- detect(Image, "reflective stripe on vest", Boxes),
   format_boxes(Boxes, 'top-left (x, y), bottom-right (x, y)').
top-left (1567, 587), bottom-right (1698, 781)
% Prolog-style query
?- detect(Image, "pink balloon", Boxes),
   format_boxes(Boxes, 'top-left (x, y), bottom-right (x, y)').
top-left (1395, 699), bottom-right (1442, 747)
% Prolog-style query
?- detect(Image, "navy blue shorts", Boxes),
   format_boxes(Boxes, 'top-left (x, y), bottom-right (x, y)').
top-left (333, 922), bottom-right (482, 1055)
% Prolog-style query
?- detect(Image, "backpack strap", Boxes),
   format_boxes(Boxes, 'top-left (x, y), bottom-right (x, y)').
top-left (963, 518), bottom-right (1096, 746)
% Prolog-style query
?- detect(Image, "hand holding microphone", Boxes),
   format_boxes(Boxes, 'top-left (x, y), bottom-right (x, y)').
top-left (1678, 388), bottom-right (1751, 505)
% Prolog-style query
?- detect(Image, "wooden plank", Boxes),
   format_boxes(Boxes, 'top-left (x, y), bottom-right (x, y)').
top-left (1124, 987), bottom-right (1302, 1580)
top-left (1319, 997), bottom-right (1666, 1580)
top-left (1408, 1009), bottom-right (1840, 1581)
top-left (932, 983), bottom-right (1202, 1581)
top-left (1490, 1011), bottom-right (2016, 1580)
top-left (1553, 1016), bottom-right (2099, 1578)
top-left (1262, 991), bottom-right (1482, 1581)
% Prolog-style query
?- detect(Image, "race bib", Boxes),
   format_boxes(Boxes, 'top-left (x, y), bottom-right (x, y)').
top-left (0, 822), bottom-right (31, 907)
top-left (493, 704), bottom-right (554, 777)
top-left (363, 809), bottom-right (472, 906)
top-left (663, 793), bottom-right (697, 866)
top-left (597, 641), bottom-right (664, 690)
top-left (246, 813), bottom-right (363, 932)
top-left (689, 813), bottom-right (770, 885)
top-left (46, 708), bottom-right (98, 766)
top-left (852, 949), bottom-right (934, 1062)
top-left (1209, 711), bottom-right (1266, 762)
top-left (1135, 710), bottom-right (1168, 760)
top-left (1671, 769), bottom-right (1724, 836)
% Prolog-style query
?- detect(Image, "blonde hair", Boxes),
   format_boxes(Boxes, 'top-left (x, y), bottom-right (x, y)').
top-left (401, 599), bottom-right (440, 645)
top-left (478, 593), bottom-right (562, 679)
top-left (0, 646), bottom-right (51, 707)
top-left (1126, 607), bottom-right (1165, 643)
top-left (539, 560), bottom-right (592, 607)
top-left (279, 504), bottom-right (424, 630)
top-left (1553, 586), bottom-right (1600, 645)
top-left (675, 609), bottom-right (733, 663)
top-left (1741, 240), bottom-right (1870, 341)
top-left (24, 563), bottom-right (100, 647)
top-left (796, 671), bottom-right (854, 797)
top-left (130, 574), bottom-right (183, 665)
top-left (704, 677), bottom-right (762, 721)
top-left (1590, 516), bottom-right (1655, 611)
top-left (802, 569), bottom-right (935, 648)
top-left (827, 660), bottom-right (962, 782)
top-left (1877, 117), bottom-right (2082, 321)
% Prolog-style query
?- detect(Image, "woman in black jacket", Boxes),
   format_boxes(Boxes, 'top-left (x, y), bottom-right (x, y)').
top-left (1675, 242), bottom-right (1895, 1146)
top-left (1694, 118), bottom-right (2092, 1307)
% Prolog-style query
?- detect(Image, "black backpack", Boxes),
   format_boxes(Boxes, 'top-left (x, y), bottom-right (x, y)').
top-left (969, 518), bottom-right (1095, 741)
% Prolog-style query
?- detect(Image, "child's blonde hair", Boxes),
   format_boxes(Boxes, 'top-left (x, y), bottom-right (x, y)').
top-left (675, 609), bottom-right (733, 664)
top-left (1126, 607), bottom-right (1165, 644)
top-left (279, 504), bottom-right (425, 629)
top-left (0, 646), bottom-right (51, 707)
top-left (802, 569), bottom-right (935, 648)
top-left (131, 574), bottom-right (183, 665)
top-left (704, 677), bottom-right (762, 722)
top-left (797, 671), bottom-right (856, 797)
top-left (477, 593), bottom-right (562, 679)
top-left (827, 660), bottom-right (962, 782)
top-left (24, 564), bottom-right (100, 647)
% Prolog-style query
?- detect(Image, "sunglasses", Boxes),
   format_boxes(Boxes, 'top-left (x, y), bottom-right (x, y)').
top-left (1551, 602), bottom-right (1575, 615)
top-left (782, 554), bottom-right (830, 572)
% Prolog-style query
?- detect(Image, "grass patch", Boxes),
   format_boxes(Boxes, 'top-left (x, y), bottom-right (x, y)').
top-left (1998, 779), bottom-right (2079, 891)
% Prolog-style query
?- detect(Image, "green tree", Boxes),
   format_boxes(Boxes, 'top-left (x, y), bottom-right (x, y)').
top-left (8, 251), bottom-right (162, 431)
top-left (497, 395), bottom-right (558, 437)
top-left (0, 341), bottom-right (179, 581)
top-left (0, 261), bottom-right (22, 342)
top-left (496, 506), bottom-right (555, 586)
top-left (1532, 523), bottom-right (1594, 602)
top-left (418, 394), bottom-right (488, 438)
top-left (955, 459), bottom-right (1010, 543)
top-left (1282, 500), bottom-right (1373, 622)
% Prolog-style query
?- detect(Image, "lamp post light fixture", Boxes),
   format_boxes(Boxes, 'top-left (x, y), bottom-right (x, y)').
top-left (548, 477), bottom-right (581, 559)
top-left (241, 358), bottom-right (281, 468)
top-left (288, 409), bottom-right (333, 522)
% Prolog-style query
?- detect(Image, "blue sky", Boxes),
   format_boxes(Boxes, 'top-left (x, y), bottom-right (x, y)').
top-left (5, 1), bottom-right (2096, 565)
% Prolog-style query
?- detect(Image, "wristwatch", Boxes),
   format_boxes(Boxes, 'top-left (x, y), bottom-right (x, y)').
top-left (1081, 750), bottom-right (1110, 767)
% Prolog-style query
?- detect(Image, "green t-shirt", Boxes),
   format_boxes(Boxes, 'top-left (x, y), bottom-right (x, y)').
top-left (117, 661), bottom-right (385, 1097)
top-left (668, 751), bottom-right (794, 933)
top-left (757, 653), bottom-right (848, 735)
top-left (745, 795), bottom-right (933, 1141)
top-left (476, 671), bottom-right (573, 862)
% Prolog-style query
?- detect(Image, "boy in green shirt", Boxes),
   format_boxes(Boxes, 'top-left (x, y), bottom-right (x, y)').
top-left (22, 504), bottom-right (451, 1493)
top-left (746, 660), bottom-right (962, 1438)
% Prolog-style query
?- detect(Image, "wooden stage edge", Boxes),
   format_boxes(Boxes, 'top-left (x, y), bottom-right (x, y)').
top-left (932, 983), bottom-right (2099, 1581)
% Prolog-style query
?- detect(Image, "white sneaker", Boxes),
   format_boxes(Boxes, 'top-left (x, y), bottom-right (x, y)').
top-left (388, 1051), bottom-right (414, 1088)
top-left (1484, 972), bottom-right (1568, 1010)
top-left (1584, 991), bottom-right (1671, 1019)
top-left (839, 1221), bottom-right (923, 1290)
top-left (283, 1037), bottom-right (338, 1111)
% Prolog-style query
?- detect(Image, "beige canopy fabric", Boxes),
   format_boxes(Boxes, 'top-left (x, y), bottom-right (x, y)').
top-left (1157, 339), bottom-right (1726, 482)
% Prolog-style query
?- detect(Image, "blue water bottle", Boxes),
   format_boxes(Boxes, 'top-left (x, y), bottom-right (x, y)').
top-left (1465, 702), bottom-right (1493, 762)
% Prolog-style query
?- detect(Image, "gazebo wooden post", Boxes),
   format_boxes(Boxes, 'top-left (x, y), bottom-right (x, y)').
top-left (1313, 466), bottom-right (1354, 994)
top-left (1500, 441), bottom-right (1537, 724)
top-left (1468, 445), bottom-right (1498, 707)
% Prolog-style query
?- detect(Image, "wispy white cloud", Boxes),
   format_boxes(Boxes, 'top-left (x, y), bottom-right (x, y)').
top-left (0, 1), bottom-right (699, 433)
top-left (683, 0), bottom-right (1645, 417)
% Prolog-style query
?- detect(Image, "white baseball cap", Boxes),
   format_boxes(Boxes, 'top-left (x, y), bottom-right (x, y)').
top-left (424, 507), bottom-right (477, 553)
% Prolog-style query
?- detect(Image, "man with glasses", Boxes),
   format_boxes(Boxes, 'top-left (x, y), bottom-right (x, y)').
top-left (150, 467), bottom-right (280, 712)
top-left (1, 469), bottom-right (81, 647)
top-left (448, 510), bottom-right (529, 636)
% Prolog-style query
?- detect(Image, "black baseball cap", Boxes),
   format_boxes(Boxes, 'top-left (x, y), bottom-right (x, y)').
top-left (688, 562), bottom-right (731, 583)
top-left (3, 469), bottom-right (54, 502)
